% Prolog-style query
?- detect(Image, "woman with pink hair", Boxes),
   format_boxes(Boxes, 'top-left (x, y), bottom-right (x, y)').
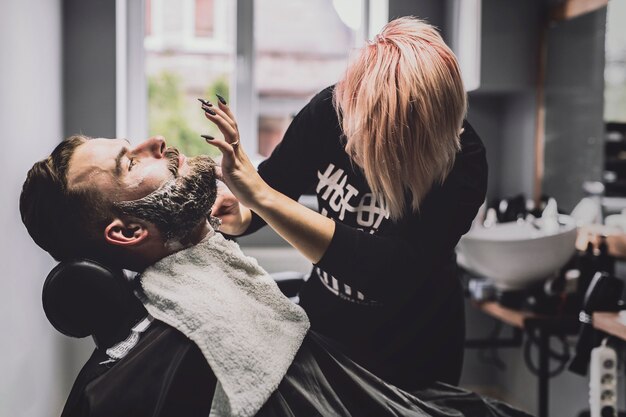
top-left (206, 16), bottom-right (487, 392)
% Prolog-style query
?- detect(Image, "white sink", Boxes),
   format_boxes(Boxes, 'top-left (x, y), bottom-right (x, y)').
top-left (457, 216), bottom-right (578, 290)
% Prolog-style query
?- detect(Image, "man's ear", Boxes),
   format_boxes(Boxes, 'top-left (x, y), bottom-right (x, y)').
top-left (104, 218), bottom-right (149, 247)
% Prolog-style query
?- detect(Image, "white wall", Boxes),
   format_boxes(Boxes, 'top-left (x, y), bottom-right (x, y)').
top-left (0, 1), bottom-right (72, 416)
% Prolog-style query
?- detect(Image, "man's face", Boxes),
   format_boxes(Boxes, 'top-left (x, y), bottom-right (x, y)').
top-left (67, 136), bottom-right (185, 201)
top-left (67, 136), bottom-right (217, 243)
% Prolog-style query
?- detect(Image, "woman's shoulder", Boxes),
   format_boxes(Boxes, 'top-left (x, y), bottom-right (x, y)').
top-left (311, 85), bottom-right (335, 105)
top-left (290, 85), bottom-right (341, 140)
top-left (305, 85), bottom-right (337, 118)
top-left (460, 120), bottom-right (486, 156)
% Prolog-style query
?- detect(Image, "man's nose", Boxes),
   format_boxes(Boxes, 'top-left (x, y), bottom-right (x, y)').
top-left (134, 136), bottom-right (166, 158)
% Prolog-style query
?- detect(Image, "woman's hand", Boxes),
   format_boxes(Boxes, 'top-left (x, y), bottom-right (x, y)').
top-left (200, 98), bottom-right (269, 210)
top-left (211, 184), bottom-right (252, 236)
top-left (200, 96), bottom-right (335, 263)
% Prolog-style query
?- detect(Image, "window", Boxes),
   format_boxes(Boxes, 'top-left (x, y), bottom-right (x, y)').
top-left (144, 0), bottom-right (235, 157)
top-left (195, 0), bottom-right (215, 38)
top-left (136, 0), bottom-right (387, 157)
top-left (254, 0), bottom-right (359, 156)
top-left (254, 0), bottom-right (388, 156)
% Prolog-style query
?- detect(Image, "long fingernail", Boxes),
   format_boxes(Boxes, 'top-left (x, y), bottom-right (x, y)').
top-left (201, 134), bottom-right (214, 141)
top-left (197, 98), bottom-right (208, 105)
top-left (201, 101), bottom-right (213, 108)
top-left (205, 108), bottom-right (216, 115)
top-left (216, 94), bottom-right (227, 105)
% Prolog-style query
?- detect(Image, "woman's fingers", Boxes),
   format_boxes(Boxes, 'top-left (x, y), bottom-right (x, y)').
top-left (203, 136), bottom-right (237, 159)
top-left (202, 105), bottom-right (239, 144)
top-left (200, 99), bottom-right (237, 132)
top-left (211, 193), bottom-right (230, 216)
top-left (216, 98), bottom-right (237, 128)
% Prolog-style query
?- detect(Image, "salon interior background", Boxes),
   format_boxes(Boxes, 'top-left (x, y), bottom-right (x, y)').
top-left (1, 0), bottom-right (624, 416)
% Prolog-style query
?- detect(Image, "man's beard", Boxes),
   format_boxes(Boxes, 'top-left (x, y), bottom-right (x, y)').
top-left (113, 149), bottom-right (218, 244)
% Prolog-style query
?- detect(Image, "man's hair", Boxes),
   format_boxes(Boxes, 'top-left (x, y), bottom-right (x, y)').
top-left (20, 136), bottom-right (114, 261)
top-left (334, 16), bottom-right (467, 221)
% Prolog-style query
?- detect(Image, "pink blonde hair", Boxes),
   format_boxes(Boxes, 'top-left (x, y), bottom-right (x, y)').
top-left (334, 16), bottom-right (467, 221)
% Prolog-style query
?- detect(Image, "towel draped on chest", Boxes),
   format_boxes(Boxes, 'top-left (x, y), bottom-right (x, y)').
top-left (137, 232), bottom-right (310, 417)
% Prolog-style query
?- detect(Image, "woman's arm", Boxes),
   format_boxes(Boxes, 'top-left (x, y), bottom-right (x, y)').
top-left (203, 100), bottom-right (335, 263)
top-left (251, 186), bottom-right (335, 264)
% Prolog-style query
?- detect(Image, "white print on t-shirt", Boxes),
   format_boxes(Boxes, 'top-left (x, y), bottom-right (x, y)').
top-left (316, 267), bottom-right (365, 299)
top-left (314, 163), bottom-right (388, 306)
top-left (316, 163), bottom-right (390, 234)
top-left (315, 266), bottom-right (382, 307)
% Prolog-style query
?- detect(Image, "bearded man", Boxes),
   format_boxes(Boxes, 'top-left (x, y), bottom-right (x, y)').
top-left (20, 135), bottom-right (529, 417)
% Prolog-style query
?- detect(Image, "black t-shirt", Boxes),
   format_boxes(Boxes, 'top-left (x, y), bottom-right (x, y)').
top-left (247, 86), bottom-right (488, 390)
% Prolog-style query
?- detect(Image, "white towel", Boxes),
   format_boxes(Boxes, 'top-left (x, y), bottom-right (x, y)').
top-left (137, 231), bottom-right (310, 417)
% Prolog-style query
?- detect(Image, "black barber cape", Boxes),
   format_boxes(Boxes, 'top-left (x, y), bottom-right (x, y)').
top-left (62, 315), bottom-right (531, 417)
top-left (62, 320), bottom-right (214, 417)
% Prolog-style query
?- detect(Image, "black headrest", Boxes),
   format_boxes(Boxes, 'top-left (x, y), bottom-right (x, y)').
top-left (43, 260), bottom-right (145, 346)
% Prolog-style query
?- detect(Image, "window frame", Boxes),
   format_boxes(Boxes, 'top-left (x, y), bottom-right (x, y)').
top-left (118, 0), bottom-right (388, 156)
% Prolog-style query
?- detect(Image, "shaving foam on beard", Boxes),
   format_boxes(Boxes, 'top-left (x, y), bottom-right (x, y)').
top-left (209, 215), bottom-right (222, 231)
top-left (164, 217), bottom-right (220, 251)
top-left (114, 155), bottom-right (218, 244)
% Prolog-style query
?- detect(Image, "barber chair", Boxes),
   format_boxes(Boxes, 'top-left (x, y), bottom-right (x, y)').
top-left (42, 260), bottom-right (148, 348)
top-left (42, 260), bottom-right (307, 343)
